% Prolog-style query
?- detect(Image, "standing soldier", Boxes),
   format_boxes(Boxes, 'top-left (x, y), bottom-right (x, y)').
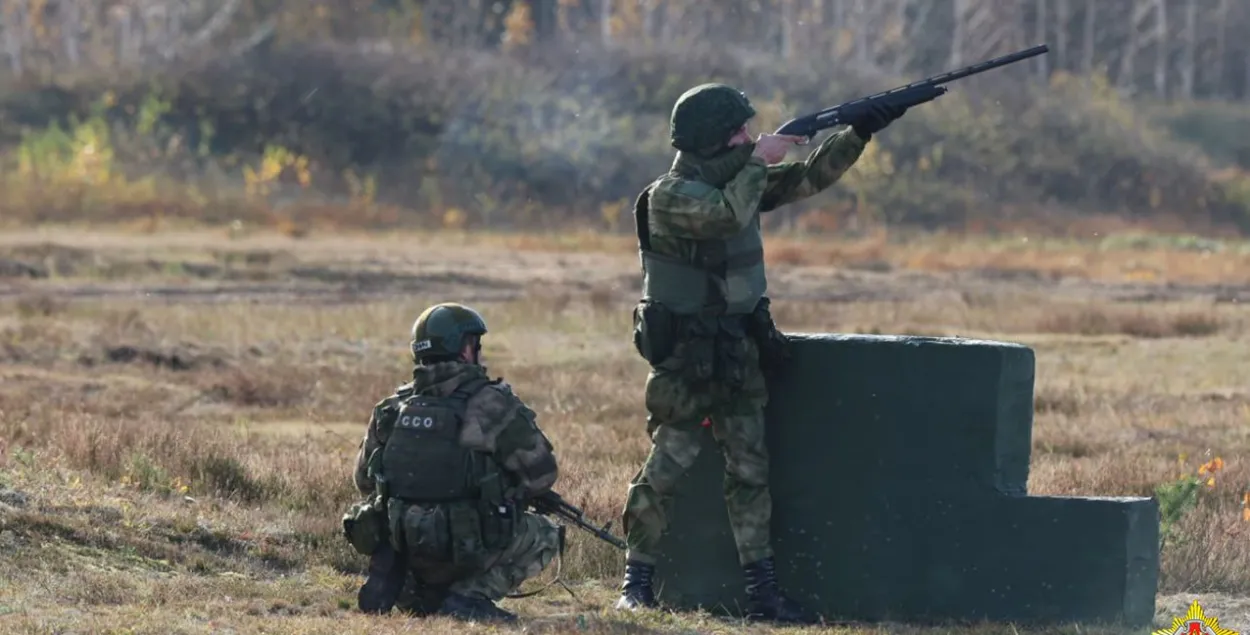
top-left (616, 83), bottom-right (907, 623)
top-left (348, 302), bottom-right (562, 623)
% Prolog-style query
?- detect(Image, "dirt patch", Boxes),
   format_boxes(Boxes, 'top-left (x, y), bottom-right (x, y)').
top-left (77, 342), bottom-right (229, 372)
top-left (0, 486), bottom-right (30, 509)
top-left (210, 249), bottom-right (299, 269)
top-left (1035, 306), bottom-right (1224, 338)
top-left (0, 258), bottom-right (47, 278)
top-left (0, 243), bottom-right (97, 277)
top-left (5, 503), bottom-right (303, 577)
top-left (286, 265), bottom-right (514, 292)
top-left (199, 367), bottom-right (311, 408)
top-left (0, 321), bottom-right (76, 365)
top-left (0, 242), bottom-right (301, 282)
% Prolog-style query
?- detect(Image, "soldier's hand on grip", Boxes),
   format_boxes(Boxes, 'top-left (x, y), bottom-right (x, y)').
top-left (751, 134), bottom-right (804, 165)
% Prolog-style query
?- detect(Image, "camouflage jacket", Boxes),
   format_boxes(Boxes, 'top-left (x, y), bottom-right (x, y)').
top-left (353, 361), bottom-right (558, 501)
top-left (645, 127), bottom-right (867, 250)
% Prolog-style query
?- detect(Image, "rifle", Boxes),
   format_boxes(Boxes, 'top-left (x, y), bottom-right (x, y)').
top-left (774, 44), bottom-right (1050, 140)
top-left (529, 490), bottom-right (627, 551)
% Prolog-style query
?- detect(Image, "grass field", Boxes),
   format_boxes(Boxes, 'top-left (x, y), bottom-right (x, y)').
top-left (2, 226), bottom-right (1249, 634)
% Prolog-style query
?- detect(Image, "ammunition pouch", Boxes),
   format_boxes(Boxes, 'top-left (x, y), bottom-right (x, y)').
top-left (447, 502), bottom-right (485, 571)
top-left (342, 495), bottom-right (388, 556)
top-left (746, 296), bottom-right (791, 377)
top-left (673, 316), bottom-right (718, 385)
top-left (387, 497), bottom-right (408, 554)
top-left (410, 505), bottom-right (453, 564)
top-left (633, 299), bottom-right (759, 389)
top-left (632, 300), bottom-right (678, 366)
top-left (390, 498), bottom-right (517, 585)
top-left (713, 317), bottom-right (750, 389)
top-left (635, 292), bottom-right (794, 389)
top-left (444, 501), bottom-right (516, 577)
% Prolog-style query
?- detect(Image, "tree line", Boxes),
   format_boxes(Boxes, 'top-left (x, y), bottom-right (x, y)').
top-left (0, 0), bottom-right (1245, 105)
top-left (1, 1), bottom-right (1248, 103)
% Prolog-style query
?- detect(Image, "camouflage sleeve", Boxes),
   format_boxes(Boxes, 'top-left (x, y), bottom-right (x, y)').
top-left (353, 397), bottom-right (399, 495)
top-left (647, 158), bottom-right (771, 239)
top-left (759, 127), bottom-right (868, 212)
top-left (461, 383), bottom-right (559, 499)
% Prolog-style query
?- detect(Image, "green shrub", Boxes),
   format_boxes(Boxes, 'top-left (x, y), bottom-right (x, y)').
top-left (1, 41), bottom-right (1248, 234)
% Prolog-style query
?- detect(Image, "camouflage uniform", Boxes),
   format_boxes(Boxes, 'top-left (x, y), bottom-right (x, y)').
top-left (617, 83), bottom-right (905, 623)
top-left (350, 303), bottom-right (561, 623)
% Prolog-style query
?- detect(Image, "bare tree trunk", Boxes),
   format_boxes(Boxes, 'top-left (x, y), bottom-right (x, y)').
top-left (2, 1), bottom-right (26, 76)
top-left (1081, 0), bottom-right (1095, 73)
top-left (828, 0), bottom-right (845, 59)
top-left (890, 0), bottom-right (910, 72)
top-left (949, 0), bottom-right (1026, 67)
top-left (1036, 0), bottom-right (1049, 80)
top-left (1178, 0), bottom-right (1196, 98)
top-left (906, 0), bottom-right (937, 71)
top-left (1117, 1), bottom-right (1152, 91)
top-left (1245, 48), bottom-right (1250, 102)
top-left (949, 0), bottom-right (966, 67)
top-left (1055, 0), bottom-right (1069, 71)
top-left (1214, 0), bottom-right (1229, 97)
top-left (640, 0), bottom-right (656, 42)
top-left (540, 0), bottom-right (563, 41)
top-left (61, 0), bottom-right (81, 67)
top-left (808, 0), bottom-right (824, 56)
top-left (1153, 0), bottom-right (1167, 98)
top-left (659, 0), bottom-right (673, 42)
top-left (698, 2), bottom-right (712, 43)
top-left (168, 1), bottom-right (182, 60)
top-left (114, 6), bottom-right (132, 66)
top-left (141, 3), bottom-right (166, 63)
top-left (174, 0), bottom-right (243, 59)
top-left (852, 0), bottom-right (871, 65)
top-left (600, 0), bottom-right (611, 45)
top-left (781, 0), bottom-right (796, 60)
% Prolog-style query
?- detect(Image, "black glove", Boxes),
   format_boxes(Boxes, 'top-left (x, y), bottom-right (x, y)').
top-left (849, 102), bottom-right (908, 140)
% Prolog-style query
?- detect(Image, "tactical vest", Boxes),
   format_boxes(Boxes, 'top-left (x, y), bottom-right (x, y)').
top-left (634, 183), bottom-right (767, 317)
top-left (380, 376), bottom-right (498, 503)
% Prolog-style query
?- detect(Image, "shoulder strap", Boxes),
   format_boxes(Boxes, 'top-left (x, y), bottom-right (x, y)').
top-left (633, 184), bottom-right (656, 252)
top-left (451, 376), bottom-right (510, 502)
top-left (448, 376), bottom-right (493, 416)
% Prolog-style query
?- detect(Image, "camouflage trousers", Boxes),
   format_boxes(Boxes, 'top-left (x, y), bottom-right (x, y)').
top-left (620, 336), bottom-right (773, 566)
top-left (396, 506), bottom-right (561, 602)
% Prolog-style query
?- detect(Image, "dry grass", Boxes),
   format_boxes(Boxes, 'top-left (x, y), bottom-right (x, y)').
top-left (2, 229), bottom-right (1250, 634)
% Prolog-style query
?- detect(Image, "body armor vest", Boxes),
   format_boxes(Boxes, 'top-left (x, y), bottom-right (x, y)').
top-left (381, 376), bottom-right (496, 503)
top-left (634, 183), bottom-right (767, 317)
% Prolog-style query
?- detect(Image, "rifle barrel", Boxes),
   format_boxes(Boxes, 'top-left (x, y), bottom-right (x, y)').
top-left (926, 44), bottom-right (1050, 86)
top-left (531, 493), bottom-right (628, 550)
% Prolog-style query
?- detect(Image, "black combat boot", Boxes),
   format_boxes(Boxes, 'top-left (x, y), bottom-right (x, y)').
top-left (357, 541), bottom-right (408, 614)
top-left (742, 556), bottom-right (817, 624)
top-left (437, 591), bottom-right (518, 623)
top-left (394, 572), bottom-right (449, 617)
top-left (614, 560), bottom-right (658, 610)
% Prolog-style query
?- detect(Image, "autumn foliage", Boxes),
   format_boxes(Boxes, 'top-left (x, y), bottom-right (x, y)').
top-left (0, 1), bottom-right (1249, 237)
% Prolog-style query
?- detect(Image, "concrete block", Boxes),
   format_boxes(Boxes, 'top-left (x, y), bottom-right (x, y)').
top-left (650, 334), bottom-right (1159, 627)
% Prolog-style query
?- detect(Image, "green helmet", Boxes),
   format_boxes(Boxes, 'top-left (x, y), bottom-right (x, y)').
top-left (410, 302), bottom-right (488, 362)
top-left (669, 83), bottom-right (757, 153)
